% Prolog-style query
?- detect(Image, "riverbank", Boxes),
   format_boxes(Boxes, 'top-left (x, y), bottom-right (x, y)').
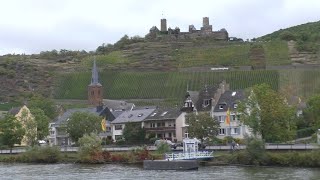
top-left (1, 149), bottom-right (320, 168)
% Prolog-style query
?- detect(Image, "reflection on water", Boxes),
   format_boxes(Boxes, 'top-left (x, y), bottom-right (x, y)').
top-left (0, 163), bottom-right (319, 180)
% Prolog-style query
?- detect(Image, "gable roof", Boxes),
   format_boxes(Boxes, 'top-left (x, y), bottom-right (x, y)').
top-left (196, 85), bottom-right (218, 111)
top-left (111, 108), bottom-right (155, 124)
top-left (145, 108), bottom-right (181, 121)
top-left (54, 107), bottom-right (102, 125)
top-left (8, 107), bottom-right (21, 116)
top-left (214, 90), bottom-right (246, 112)
top-left (102, 99), bottom-right (134, 111)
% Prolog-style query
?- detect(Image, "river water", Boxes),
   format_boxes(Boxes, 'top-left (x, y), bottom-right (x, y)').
top-left (0, 163), bottom-right (319, 180)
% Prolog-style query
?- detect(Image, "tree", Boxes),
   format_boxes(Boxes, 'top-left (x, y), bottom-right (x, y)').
top-left (66, 112), bottom-right (101, 143)
top-left (0, 114), bottom-right (25, 152)
top-left (78, 133), bottom-right (102, 163)
top-left (122, 122), bottom-right (146, 143)
top-left (185, 112), bottom-right (220, 145)
top-left (30, 108), bottom-right (50, 140)
top-left (238, 84), bottom-right (297, 143)
top-left (303, 94), bottom-right (320, 131)
top-left (28, 95), bottom-right (57, 119)
top-left (279, 31), bottom-right (296, 41)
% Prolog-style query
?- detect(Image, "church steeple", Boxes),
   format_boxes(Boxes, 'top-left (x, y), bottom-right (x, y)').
top-left (88, 58), bottom-right (103, 106)
top-left (90, 58), bottom-right (101, 86)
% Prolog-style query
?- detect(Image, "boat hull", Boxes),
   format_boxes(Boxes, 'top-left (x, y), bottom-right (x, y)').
top-left (143, 160), bottom-right (199, 170)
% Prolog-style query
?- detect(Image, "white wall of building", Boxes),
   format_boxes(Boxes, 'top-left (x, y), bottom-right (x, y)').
top-left (213, 111), bottom-right (251, 139)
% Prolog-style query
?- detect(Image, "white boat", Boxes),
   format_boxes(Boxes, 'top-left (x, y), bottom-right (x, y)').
top-left (165, 138), bottom-right (213, 161)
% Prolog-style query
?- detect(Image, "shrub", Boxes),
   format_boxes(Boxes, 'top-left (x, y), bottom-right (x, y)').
top-left (245, 137), bottom-right (268, 165)
top-left (222, 136), bottom-right (234, 145)
top-left (156, 143), bottom-right (171, 154)
top-left (78, 133), bottom-right (103, 163)
top-left (116, 139), bottom-right (126, 146)
top-left (22, 146), bottom-right (61, 163)
top-left (297, 127), bottom-right (315, 138)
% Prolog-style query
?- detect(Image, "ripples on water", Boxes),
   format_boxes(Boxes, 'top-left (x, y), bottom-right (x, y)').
top-left (0, 163), bottom-right (319, 180)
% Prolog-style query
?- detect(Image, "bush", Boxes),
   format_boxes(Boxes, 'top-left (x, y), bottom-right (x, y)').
top-left (116, 139), bottom-right (126, 146)
top-left (245, 137), bottom-right (268, 165)
top-left (297, 127), bottom-right (315, 138)
top-left (22, 146), bottom-right (61, 163)
top-left (222, 136), bottom-right (234, 145)
top-left (78, 133), bottom-right (103, 163)
top-left (156, 143), bottom-right (171, 154)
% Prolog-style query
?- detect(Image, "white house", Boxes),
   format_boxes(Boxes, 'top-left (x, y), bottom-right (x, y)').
top-left (212, 90), bottom-right (251, 139)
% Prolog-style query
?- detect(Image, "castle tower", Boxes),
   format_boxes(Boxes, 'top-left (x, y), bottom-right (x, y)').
top-left (161, 18), bottom-right (167, 32)
top-left (203, 17), bottom-right (209, 27)
top-left (201, 17), bottom-right (212, 32)
top-left (88, 59), bottom-right (103, 106)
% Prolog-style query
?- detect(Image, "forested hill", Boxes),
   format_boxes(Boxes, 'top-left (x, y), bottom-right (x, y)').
top-left (258, 21), bottom-right (320, 52)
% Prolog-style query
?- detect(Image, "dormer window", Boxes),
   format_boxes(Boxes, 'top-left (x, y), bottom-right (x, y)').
top-left (234, 103), bottom-right (238, 109)
top-left (138, 113), bottom-right (143, 117)
top-left (219, 104), bottom-right (224, 109)
top-left (203, 99), bottom-right (211, 107)
top-left (161, 111), bottom-right (168, 116)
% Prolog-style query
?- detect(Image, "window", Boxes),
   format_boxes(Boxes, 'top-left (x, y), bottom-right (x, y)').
top-left (218, 116), bottom-right (226, 122)
top-left (231, 115), bottom-right (236, 121)
top-left (150, 123), bottom-right (156, 128)
top-left (157, 122), bottom-right (161, 127)
top-left (161, 122), bottom-right (165, 127)
top-left (234, 103), bottom-right (238, 109)
top-left (169, 133), bottom-right (172, 137)
top-left (219, 128), bottom-right (225, 135)
top-left (138, 113), bottom-right (143, 117)
top-left (203, 99), bottom-right (211, 107)
top-left (115, 125), bottom-right (123, 130)
top-left (161, 111), bottom-right (168, 116)
top-left (219, 104), bottom-right (224, 109)
top-left (231, 128), bottom-right (240, 135)
top-left (236, 115), bottom-right (240, 121)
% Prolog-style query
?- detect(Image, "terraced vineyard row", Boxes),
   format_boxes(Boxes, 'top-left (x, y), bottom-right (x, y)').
top-left (279, 69), bottom-right (320, 98)
top-left (54, 70), bottom-right (279, 100)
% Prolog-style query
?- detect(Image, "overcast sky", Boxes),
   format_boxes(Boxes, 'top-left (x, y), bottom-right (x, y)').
top-left (0, 0), bottom-right (319, 55)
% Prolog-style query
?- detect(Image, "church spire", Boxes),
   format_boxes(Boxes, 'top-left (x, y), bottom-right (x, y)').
top-left (90, 58), bottom-right (101, 86)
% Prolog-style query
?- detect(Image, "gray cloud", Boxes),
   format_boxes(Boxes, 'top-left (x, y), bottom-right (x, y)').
top-left (0, 0), bottom-right (319, 55)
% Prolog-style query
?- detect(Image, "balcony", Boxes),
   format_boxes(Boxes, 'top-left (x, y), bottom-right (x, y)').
top-left (144, 127), bottom-right (175, 132)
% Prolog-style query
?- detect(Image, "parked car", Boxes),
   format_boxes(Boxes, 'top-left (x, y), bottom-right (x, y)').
top-left (154, 139), bottom-right (178, 149)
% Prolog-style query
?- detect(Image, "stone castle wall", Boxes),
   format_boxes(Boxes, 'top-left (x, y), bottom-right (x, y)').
top-left (146, 17), bottom-right (229, 41)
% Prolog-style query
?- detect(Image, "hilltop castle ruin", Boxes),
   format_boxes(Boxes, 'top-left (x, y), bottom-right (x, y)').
top-left (146, 17), bottom-right (228, 41)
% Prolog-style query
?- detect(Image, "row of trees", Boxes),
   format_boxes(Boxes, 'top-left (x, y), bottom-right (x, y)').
top-left (96, 35), bottom-right (144, 54)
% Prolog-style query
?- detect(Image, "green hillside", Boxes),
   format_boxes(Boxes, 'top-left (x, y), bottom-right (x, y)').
top-left (87, 41), bottom-right (290, 70)
top-left (54, 70), bottom-right (279, 100)
top-left (258, 21), bottom-right (320, 52)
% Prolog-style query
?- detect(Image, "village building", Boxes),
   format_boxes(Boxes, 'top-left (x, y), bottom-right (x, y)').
top-left (9, 105), bottom-right (37, 146)
top-left (212, 90), bottom-right (251, 139)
